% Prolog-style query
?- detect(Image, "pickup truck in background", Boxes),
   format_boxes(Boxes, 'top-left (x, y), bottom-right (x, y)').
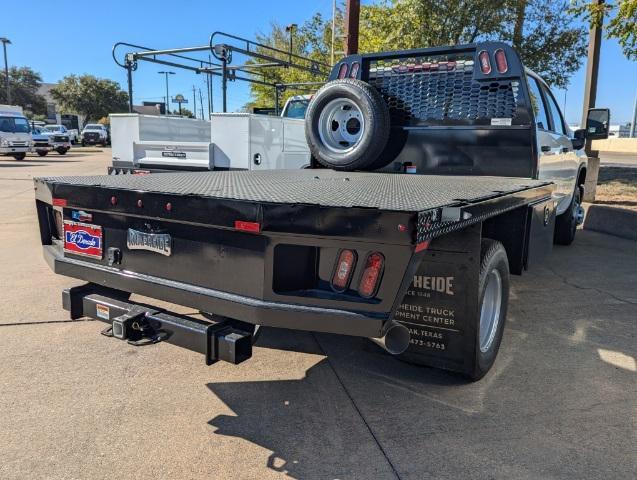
top-left (31, 127), bottom-right (53, 156)
top-left (109, 95), bottom-right (314, 174)
top-left (0, 105), bottom-right (32, 161)
top-left (33, 42), bottom-right (610, 380)
top-left (42, 125), bottom-right (72, 155)
top-left (81, 124), bottom-right (110, 146)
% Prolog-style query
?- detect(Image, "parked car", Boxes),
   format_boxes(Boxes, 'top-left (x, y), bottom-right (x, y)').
top-left (42, 125), bottom-right (72, 155)
top-left (0, 105), bottom-right (31, 161)
top-left (81, 124), bottom-right (109, 146)
top-left (31, 127), bottom-right (52, 156)
top-left (44, 124), bottom-right (77, 144)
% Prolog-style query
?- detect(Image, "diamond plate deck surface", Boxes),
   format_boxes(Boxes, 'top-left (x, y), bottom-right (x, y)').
top-left (40, 170), bottom-right (549, 212)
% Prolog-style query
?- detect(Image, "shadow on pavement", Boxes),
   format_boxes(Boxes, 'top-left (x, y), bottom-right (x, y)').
top-left (207, 232), bottom-right (637, 479)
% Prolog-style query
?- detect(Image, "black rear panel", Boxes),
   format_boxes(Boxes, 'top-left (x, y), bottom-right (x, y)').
top-left (331, 42), bottom-right (537, 178)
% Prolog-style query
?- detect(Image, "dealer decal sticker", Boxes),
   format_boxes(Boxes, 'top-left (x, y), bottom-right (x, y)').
top-left (63, 221), bottom-right (103, 259)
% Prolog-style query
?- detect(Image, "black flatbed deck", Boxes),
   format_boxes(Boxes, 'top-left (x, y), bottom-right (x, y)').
top-left (38, 169), bottom-right (551, 213)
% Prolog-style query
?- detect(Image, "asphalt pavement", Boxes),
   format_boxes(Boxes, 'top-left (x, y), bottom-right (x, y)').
top-left (1, 149), bottom-right (635, 480)
top-left (599, 151), bottom-right (637, 168)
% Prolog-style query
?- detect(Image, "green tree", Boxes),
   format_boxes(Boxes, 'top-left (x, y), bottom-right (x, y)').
top-left (249, 0), bottom-right (586, 100)
top-left (248, 13), bottom-right (334, 108)
top-left (358, 0), bottom-right (586, 88)
top-left (0, 66), bottom-right (47, 115)
top-left (178, 107), bottom-right (195, 118)
top-left (50, 75), bottom-right (129, 125)
top-left (571, 0), bottom-right (637, 60)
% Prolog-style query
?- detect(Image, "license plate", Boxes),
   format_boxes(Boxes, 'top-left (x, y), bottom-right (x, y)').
top-left (63, 221), bottom-right (103, 259)
top-left (162, 151), bottom-right (186, 158)
top-left (127, 229), bottom-right (172, 256)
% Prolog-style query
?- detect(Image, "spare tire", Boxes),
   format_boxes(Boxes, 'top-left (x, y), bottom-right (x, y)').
top-left (305, 79), bottom-right (390, 171)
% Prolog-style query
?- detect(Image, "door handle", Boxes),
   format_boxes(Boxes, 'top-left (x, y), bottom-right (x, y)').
top-left (541, 145), bottom-right (551, 152)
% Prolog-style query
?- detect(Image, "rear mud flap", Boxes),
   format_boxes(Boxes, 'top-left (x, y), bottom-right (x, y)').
top-left (394, 225), bottom-right (481, 377)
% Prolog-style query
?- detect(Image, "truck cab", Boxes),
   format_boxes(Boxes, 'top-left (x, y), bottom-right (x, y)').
top-left (0, 105), bottom-right (32, 161)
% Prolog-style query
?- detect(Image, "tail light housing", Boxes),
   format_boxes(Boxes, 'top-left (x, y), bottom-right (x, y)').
top-left (331, 249), bottom-right (357, 292)
top-left (494, 48), bottom-right (508, 73)
top-left (349, 62), bottom-right (360, 78)
top-left (478, 50), bottom-right (491, 74)
top-left (337, 63), bottom-right (349, 79)
top-left (358, 252), bottom-right (385, 298)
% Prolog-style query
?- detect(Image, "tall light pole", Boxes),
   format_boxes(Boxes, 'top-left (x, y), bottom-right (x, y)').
top-left (158, 71), bottom-right (175, 114)
top-left (0, 37), bottom-right (11, 104)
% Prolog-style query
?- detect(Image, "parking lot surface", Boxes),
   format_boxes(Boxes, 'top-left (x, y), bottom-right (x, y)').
top-left (1, 150), bottom-right (636, 480)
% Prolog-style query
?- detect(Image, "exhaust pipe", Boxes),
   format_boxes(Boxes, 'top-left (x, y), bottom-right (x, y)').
top-left (370, 321), bottom-right (411, 355)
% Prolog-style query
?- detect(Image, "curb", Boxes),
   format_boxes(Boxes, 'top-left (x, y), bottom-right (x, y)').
top-left (583, 203), bottom-right (637, 242)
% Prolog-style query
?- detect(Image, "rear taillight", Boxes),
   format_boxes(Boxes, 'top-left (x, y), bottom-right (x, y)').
top-left (53, 209), bottom-right (63, 240)
top-left (349, 62), bottom-right (360, 78)
top-left (478, 50), bottom-right (491, 74)
top-left (358, 252), bottom-right (385, 298)
top-left (494, 48), bottom-right (508, 73)
top-left (234, 220), bottom-right (261, 233)
top-left (331, 249), bottom-right (357, 292)
top-left (337, 63), bottom-right (348, 79)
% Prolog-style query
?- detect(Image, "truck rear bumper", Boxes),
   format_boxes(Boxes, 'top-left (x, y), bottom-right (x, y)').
top-left (44, 245), bottom-right (387, 338)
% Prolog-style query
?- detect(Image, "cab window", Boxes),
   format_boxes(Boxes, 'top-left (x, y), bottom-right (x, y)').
top-left (283, 99), bottom-right (310, 119)
top-left (543, 86), bottom-right (566, 135)
top-left (527, 77), bottom-right (549, 131)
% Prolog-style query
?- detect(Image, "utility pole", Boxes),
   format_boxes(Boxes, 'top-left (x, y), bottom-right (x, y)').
top-left (158, 71), bottom-right (175, 115)
top-left (0, 37), bottom-right (11, 104)
top-left (343, 0), bottom-right (360, 56)
top-left (331, 0), bottom-right (337, 65)
top-left (580, 0), bottom-right (604, 201)
top-left (630, 91), bottom-right (637, 138)
top-left (208, 54), bottom-right (213, 116)
top-left (199, 88), bottom-right (204, 119)
top-left (285, 24), bottom-right (298, 63)
top-left (192, 85), bottom-right (197, 119)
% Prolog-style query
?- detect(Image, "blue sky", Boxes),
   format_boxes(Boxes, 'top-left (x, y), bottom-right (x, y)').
top-left (2, 0), bottom-right (636, 123)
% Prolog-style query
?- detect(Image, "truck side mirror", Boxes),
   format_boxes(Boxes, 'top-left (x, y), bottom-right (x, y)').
top-left (572, 128), bottom-right (586, 150)
top-left (586, 108), bottom-right (610, 140)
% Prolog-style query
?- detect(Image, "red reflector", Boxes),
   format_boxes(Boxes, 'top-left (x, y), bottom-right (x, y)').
top-left (234, 220), bottom-right (261, 233)
top-left (337, 63), bottom-right (348, 79)
top-left (494, 48), bottom-right (508, 73)
top-left (358, 252), bottom-right (385, 298)
top-left (415, 240), bottom-right (430, 253)
top-left (478, 50), bottom-right (491, 74)
top-left (52, 198), bottom-right (67, 207)
top-left (331, 249), bottom-right (357, 292)
top-left (349, 62), bottom-right (360, 78)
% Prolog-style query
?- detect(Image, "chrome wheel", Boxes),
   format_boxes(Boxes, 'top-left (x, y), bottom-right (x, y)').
top-left (573, 197), bottom-right (585, 226)
top-left (317, 98), bottom-right (365, 157)
top-left (479, 269), bottom-right (502, 353)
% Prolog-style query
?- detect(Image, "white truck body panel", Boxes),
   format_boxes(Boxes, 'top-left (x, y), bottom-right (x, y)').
top-left (210, 113), bottom-right (311, 170)
top-left (110, 114), bottom-right (212, 170)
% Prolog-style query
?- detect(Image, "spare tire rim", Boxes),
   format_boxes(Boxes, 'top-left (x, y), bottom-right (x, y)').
top-left (479, 269), bottom-right (502, 353)
top-left (317, 98), bottom-right (365, 156)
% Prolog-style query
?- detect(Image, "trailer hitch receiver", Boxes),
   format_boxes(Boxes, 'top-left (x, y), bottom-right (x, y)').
top-left (62, 284), bottom-right (253, 365)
